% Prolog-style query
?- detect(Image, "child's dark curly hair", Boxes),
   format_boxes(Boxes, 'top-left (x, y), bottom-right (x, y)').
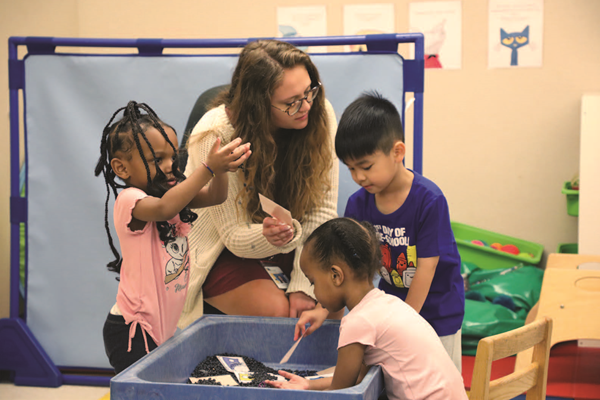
top-left (306, 217), bottom-right (382, 281)
top-left (94, 101), bottom-right (197, 274)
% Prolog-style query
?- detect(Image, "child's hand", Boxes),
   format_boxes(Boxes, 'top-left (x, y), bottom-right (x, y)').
top-left (294, 306), bottom-right (329, 340)
top-left (264, 370), bottom-right (310, 390)
top-left (262, 217), bottom-right (293, 247)
top-left (204, 137), bottom-right (251, 175)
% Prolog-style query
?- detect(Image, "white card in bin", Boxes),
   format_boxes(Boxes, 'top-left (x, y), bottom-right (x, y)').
top-left (189, 374), bottom-right (239, 386)
top-left (216, 355), bottom-right (249, 373)
top-left (259, 194), bottom-right (293, 227)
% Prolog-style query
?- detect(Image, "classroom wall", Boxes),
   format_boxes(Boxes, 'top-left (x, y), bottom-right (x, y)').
top-left (1, 0), bottom-right (599, 319)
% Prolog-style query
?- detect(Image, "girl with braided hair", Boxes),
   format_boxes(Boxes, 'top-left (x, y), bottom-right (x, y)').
top-left (95, 101), bottom-right (251, 373)
top-left (265, 218), bottom-right (467, 400)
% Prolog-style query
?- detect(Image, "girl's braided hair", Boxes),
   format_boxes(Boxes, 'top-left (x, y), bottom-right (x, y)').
top-left (94, 101), bottom-right (197, 274)
top-left (306, 218), bottom-right (382, 280)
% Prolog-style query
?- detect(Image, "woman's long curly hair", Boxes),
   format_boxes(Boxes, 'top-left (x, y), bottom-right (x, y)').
top-left (94, 101), bottom-right (197, 274)
top-left (210, 39), bottom-right (332, 223)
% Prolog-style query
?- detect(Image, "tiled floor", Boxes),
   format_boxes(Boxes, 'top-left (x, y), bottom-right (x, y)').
top-left (0, 383), bottom-right (109, 400)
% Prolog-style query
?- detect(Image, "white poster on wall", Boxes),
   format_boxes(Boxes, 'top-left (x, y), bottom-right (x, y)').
top-left (488, 0), bottom-right (544, 68)
top-left (343, 4), bottom-right (395, 52)
top-left (409, 1), bottom-right (462, 69)
top-left (277, 6), bottom-right (328, 53)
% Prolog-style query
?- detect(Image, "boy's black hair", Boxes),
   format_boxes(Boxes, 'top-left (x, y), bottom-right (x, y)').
top-left (94, 101), bottom-right (197, 274)
top-left (306, 217), bottom-right (381, 281)
top-left (335, 91), bottom-right (404, 162)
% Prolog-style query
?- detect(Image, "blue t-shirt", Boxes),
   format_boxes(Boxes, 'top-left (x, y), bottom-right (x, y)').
top-left (344, 170), bottom-right (464, 336)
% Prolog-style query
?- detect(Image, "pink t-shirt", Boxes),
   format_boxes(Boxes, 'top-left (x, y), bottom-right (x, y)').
top-left (114, 187), bottom-right (190, 351)
top-left (338, 288), bottom-right (468, 400)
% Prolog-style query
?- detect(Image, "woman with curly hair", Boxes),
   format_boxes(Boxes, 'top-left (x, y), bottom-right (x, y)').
top-left (179, 39), bottom-right (340, 328)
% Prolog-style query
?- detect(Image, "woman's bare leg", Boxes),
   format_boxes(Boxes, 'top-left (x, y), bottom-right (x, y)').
top-left (205, 279), bottom-right (290, 317)
top-left (205, 280), bottom-right (346, 320)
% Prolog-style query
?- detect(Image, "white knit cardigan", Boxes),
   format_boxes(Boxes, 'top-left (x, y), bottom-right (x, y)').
top-left (178, 101), bottom-right (339, 328)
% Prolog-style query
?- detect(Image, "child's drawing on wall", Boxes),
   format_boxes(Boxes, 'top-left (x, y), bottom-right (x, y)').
top-left (277, 6), bottom-right (327, 53)
top-left (409, 1), bottom-right (462, 70)
top-left (488, 0), bottom-right (543, 69)
top-left (343, 4), bottom-right (395, 53)
top-left (423, 19), bottom-right (447, 68)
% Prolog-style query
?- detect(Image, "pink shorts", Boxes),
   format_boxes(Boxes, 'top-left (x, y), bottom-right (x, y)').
top-left (202, 248), bottom-right (295, 299)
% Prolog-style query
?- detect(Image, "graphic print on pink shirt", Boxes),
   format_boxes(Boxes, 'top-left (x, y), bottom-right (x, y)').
top-left (164, 235), bottom-right (190, 284)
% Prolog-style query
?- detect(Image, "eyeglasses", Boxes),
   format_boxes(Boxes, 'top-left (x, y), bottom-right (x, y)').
top-left (271, 82), bottom-right (321, 116)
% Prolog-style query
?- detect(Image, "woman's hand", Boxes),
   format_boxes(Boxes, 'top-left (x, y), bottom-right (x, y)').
top-left (294, 305), bottom-right (328, 340)
top-left (262, 217), bottom-right (293, 247)
top-left (288, 292), bottom-right (316, 319)
top-left (264, 370), bottom-right (310, 390)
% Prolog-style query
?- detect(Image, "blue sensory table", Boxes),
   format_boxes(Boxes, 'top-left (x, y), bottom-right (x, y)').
top-left (111, 316), bottom-right (384, 400)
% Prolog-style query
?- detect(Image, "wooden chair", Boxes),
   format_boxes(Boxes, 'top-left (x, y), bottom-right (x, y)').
top-left (469, 317), bottom-right (553, 400)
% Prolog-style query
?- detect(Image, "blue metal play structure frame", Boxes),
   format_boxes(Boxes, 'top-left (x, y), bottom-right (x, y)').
top-left (2, 33), bottom-right (424, 387)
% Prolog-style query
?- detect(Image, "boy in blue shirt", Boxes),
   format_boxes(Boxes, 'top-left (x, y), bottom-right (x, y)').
top-left (337, 92), bottom-right (464, 371)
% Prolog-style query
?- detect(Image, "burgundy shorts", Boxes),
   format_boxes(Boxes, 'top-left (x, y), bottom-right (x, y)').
top-left (202, 248), bottom-right (295, 299)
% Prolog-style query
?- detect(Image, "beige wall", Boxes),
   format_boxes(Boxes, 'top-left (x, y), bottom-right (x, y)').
top-left (1, 0), bottom-right (599, 318)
